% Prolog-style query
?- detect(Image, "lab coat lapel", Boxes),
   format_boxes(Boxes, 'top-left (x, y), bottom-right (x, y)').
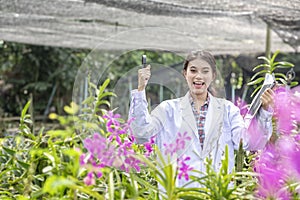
top-left (202, 94), bottom-right (224, 158)
top-left (180, 92), bottom-right (198, 138)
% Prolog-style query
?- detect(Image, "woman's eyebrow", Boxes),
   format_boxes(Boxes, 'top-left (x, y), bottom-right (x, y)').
top-left (202, 67), bottom-right (210, 70)
top-left (189, 65), bottom-right (210, 70)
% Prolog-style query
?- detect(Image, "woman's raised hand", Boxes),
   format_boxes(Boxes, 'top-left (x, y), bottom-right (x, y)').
top-left (138, 65), bottom-right (151, 91)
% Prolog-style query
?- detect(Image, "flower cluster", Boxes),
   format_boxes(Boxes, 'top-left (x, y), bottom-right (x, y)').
top-left (163, 132), bottom-right (193, 180)
top-left (80, 132), bottom-right (142, 185)
top-left (80, 111), bottom-right (194, 185)
top-left (103, 111), bottom-right (134, 144)
top-left (273, 86), bottom-right (300, 134)
top-left (177, 155), bottom-right (193, 181)
top-left (143, 135), bottom-right (156, 157)
top-left (254, 136), bottom-right (300, 199)
top-left (80, 111), bottom-right (140, 185)
top-left (163, 131), bottom-right (191, 156)
top-left (254, 86), bottom-right (300, 199)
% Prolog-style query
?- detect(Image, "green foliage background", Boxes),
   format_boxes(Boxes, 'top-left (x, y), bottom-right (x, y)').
top-left (1, 40), bottom-right (300, 139)
top-left (0, 40), bottom-right (300, 199)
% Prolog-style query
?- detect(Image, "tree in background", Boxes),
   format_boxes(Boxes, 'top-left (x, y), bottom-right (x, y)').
top-left (0, 41), bottom-right (89, 116)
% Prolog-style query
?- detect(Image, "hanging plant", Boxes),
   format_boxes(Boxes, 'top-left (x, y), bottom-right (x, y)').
top-left (247, 50), bottom-right (298, 97)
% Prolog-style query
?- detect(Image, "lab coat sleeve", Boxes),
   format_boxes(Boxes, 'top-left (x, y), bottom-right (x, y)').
top-left (227, 103), bottom-right (245, 150)
top-left (256, 108), bottom-right (273, 134)
top-left (228, 102), bottom-right (273, 150)
top-left (253, 108), bottom-right (273, 147)
top-left (128, 89), bottom-right (165, 144)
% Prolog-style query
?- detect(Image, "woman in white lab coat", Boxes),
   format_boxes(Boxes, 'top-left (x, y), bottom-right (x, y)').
top-left (129, 50), bottom-right (274, 187)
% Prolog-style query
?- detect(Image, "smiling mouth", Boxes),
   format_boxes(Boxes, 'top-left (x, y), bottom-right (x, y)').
top-left (193, 82), bottom-right (205, 86)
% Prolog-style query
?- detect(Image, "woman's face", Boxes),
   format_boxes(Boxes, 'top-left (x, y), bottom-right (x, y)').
top-left (183, 58), bottom-right (215, 97)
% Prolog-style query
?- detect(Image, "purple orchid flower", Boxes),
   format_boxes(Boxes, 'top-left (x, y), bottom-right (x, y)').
top-left (80, 113), bottom-right (144, 185)
top-left (177, 156), bottom-right (193, 181)
top-left (274, 87), bottom-right (295, 134)
top-left (234, 97), bottom-right (249, 117)
top-left (143, 136), bottom-right (156, 157)
top-left (176, 131), bottom-right (191, 150)
top-left (84, 172), bottom-right (95, 186)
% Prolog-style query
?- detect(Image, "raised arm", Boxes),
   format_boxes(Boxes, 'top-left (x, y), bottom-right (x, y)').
top-left (237, 88), bottom-right (274, 150)
top-left (129, 65), bottom-right (165, 144)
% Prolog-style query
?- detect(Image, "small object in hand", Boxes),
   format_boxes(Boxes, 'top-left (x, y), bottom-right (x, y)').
top-left (142, 55), bottom-right (147, 68)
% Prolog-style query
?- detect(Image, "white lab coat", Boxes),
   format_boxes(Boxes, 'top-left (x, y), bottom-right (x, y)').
top-left (129, 90), bottom-right (272, 188)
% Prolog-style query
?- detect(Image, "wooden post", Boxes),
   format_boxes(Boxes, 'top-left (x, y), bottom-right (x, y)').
top-left (265, 23), bottom-right (271, 59)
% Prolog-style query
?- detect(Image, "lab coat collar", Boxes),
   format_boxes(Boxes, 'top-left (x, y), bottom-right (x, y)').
top-left (202, 93), bottom-right (224, 158)
top-left (180, 92), bottom-right (198, 138)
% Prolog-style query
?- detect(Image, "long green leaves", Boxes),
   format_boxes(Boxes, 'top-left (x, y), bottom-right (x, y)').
top-left (184, 146), bottom-right (257, 200)
top-left (0, 79), bottom-right (118, 199)
top-left (1, 78), bottom-right (265, 199)
top-left (248, 50), bottom-right (297, 97)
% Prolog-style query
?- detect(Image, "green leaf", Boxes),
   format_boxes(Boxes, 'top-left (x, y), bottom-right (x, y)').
top-left (236, 139), bottom-right (244, 173)
top-left (21, 100), bottom-right (31, 120)
top-left (43, 175), bottom-right (74, 195)
top-left (252, 64), bottom-right (269, 72)
top-left (247, 77), bottom-right (264, 86)
top-left (257, 56), bottom-right (270, 64)
top-left (89, 81), bottom-right (98, 91)
top-left (220, 145), bottom-right (229, 175)
top-left (43, 175), bottom-right (104, 199)
top-left (47, 129), bottom-right (72, 138)
top-left (275, 64), bottom-right (295, 69)
top-left (273, 61), bottom-right (294, 68)
top-left (275, 77), bottom-right (287, 84)
top-left (98, 92), bottom-right (117, 101)
top-left (42, 166), bottom-right (53, 173)
top-left (108, 171), bottom-right (114, 200)
top-left (250, 85), bottom-right (262, 98)
top-left (250, 70), bottom-right (268, 81)
top-left (0, 168), bottom-right (18, 179)
top-left (133, 154), bottom-right (165, 185)
top-left (24, 119), bottom-right (33, 124)
top-left (96, 100), bottom-right (111, 108)
top-left (16, 160), bottom-right (30, 169)
top-left (62, 148), bottom-right (80, 158)
top-left (30, 189), bottom-right (45, 199)
top-left (81, 96), bottom-right (95, 105)
top-left (2, 146), bottom-right (16, 156)
top-left (63, 102), bottom-right (79, 115)
top-left (129, 173), bottom-right (139, 198)
top-left (131, 173), bottom-right (159, 192)
top-left (33, 174), bottom-right (45, 182)
top-left (63, 149), bottom-right (80, 177)
top-left (43, 152), bottom-right (56, 166)
top-left (80, 107), bottom-right (93, 113)
top-left (270, 50), bottom-right (280, 64)
top-left (16, 195), bottom-right (30, 200)
top-left (290, 81), bottom-right (299, 87)
top-left (99, 79), bottom-right (110, 95)
top-left (0, 194), bottom-right (14, 200)
top-left (22, 126), bottom-right (31, 135)
top-left (274, 73), bottom-right (287, 80)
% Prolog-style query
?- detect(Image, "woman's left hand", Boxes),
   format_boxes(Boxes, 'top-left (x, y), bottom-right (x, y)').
top-left (261, 88), bottom-right (275, 111)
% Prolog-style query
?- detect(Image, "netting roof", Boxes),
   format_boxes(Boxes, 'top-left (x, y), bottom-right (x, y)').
top-left (1, 0), bottom-right (300, 54)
